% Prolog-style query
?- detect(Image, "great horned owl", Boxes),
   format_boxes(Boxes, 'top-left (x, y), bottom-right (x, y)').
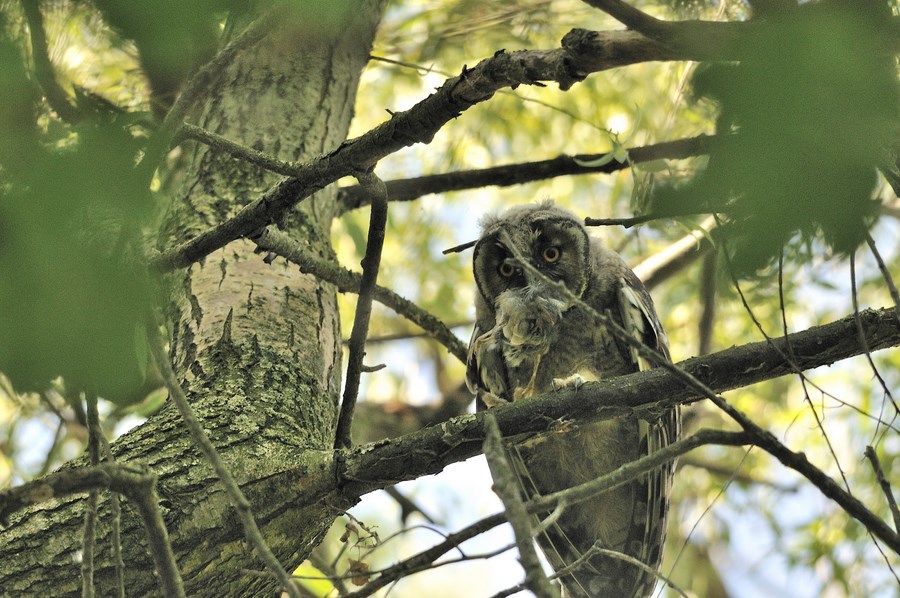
top-left (466, 200), bottom-right (680, 598)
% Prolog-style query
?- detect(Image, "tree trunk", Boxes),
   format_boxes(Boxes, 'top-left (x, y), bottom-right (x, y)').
top-left (0, 5), bottom-right (384, 596)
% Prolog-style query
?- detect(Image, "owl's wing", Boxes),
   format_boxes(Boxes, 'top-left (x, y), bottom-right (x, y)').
top-left (519, 268), bottom-right (680, 598)
top-left (611, 269), bottom-right (680, 596)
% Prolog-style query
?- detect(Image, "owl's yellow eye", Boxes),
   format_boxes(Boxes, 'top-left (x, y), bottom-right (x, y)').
top-left (542, 246), bottom-right (561, 263)
top-left (498, 262), bottom-right (515, 277)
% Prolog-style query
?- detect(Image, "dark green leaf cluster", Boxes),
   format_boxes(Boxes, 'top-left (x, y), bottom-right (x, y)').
top-left (0, 25), bottom-right (153, 403)
top-left (651, 0), bottom-right (898, 273)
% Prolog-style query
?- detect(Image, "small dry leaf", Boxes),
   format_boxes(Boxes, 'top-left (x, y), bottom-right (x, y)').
top-left (347, 558), bottom-right (370, 586)
top-left (340, 522), bottom-right (358, 543)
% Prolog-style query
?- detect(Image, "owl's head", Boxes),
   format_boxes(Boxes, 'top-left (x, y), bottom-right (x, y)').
top-left (472, 200), bottom-right (591, 308)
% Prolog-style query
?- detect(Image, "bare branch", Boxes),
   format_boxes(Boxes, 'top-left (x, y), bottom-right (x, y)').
top-left (150, 21), bottom-right (746, 272)
top-left (579, 0), bottom-right (671, 38)
top-left (632, 215), bottom-right (717, 289)
top-left (338, 135), bottom-right (714, 213)
top-left (146, 322), bottom-right (301, 598)
top-left (175, 123), bottom-right (297, 176)
top-left (867, 232), bottom-right (900, 319)
top-left (350, 429), bottom-right (747, 597)
top-left (82, 393), bottom-right (101, 598)
top-left (343, 512), bottom-right (508, 597)
top-left (697, 249), bottom-right (718, 355)
top-left (865, 446), bottom-right (900, 532)
top-left (484, 415), bottom-right (559, 598)
top-left (559, 546), bottom-right (689, 598)
top-left (119, 469), bottom-right (186, 598)
top-left (252, 226), bottom-right (468, 362)
top-left (339, 307), bottom-right (900, 553)
top-left (335, 172), bottom-right (389, 450)
top-left (20, 0), bottom-right (81, 123)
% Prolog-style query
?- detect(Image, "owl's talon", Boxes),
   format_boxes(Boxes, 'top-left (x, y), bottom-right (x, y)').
top-left (552, 374), bottom-right (585, 391)
top-left (480, 392), bottom-right (508, 408)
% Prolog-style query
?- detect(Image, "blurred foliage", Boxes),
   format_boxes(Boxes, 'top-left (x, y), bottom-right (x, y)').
top-left (0, 14), bottom-right (152, 403)
top-left (651, 0), bottom-right (898, 273)
top-left (0, 0), bottom-right (898, 596)
top-left (82, 0), bottom-right (231, 115)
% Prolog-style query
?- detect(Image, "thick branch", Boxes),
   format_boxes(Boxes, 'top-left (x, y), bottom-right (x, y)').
top-left (338, 306), bottom-right (899, 496)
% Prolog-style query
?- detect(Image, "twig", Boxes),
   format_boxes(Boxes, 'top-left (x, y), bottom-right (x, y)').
top-left (342, 513), bottom-right (508, 598)
top-left (252, 227), bottom-right (468, 363)
top-left (556, 545), bottom-right (688, 598)
top-left (579, 0), bottom-right (669, 38)
top-left (530, 430), bottom-right (750, 515)
top-left (864, 446), bottom-right (900, 532)
top-left (631, 214), bottom-right (717, 289)
top-left (137, 5), bottom-right (285, 183)
top-left (0, 462), bottom-right (185, 597)
top-left (353, 322), bottom-right (471, 346)
top-left (146, 321), bottom-right (302, 598)
top-left (100, 436), bottom-right (126, 598)
top-left (679, 456), bottom-right (799, 491)
top-left (339, 135), bottom-right (714, 213)
top-left (81, 392), bottom-right (101, 598)
top-left (20, 0), bottom-right (80, 123)
top-left (488, 585), bottom-right (529, 598)
top-left (483, 415), bottom-right (559, 598)
top-left (335, 172), bottom-right (389, 449)
top-left (174, 123), bottom-right (297, 176)
top-left (347, 429), bottom-right (748, 597)
top-left (383, 486), bottom-right (437, 525)
top-left (442, 240), bottom-right (477, 255)
top-left (119, 468), bottom-right (186, 598)
top-left (866, 232), bottom-right (900, 320)
top-left (577, 0), bottom-right (749, 56)
top-left (850, 253), bottom-right (900, 431)
top-left (584, 210), bottom-right (715, 228)
top-left (697, 248), bottom-right (718, 355)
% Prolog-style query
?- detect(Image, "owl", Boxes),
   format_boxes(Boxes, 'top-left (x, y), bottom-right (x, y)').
top-left (466, 201), bottom-right (680, 598)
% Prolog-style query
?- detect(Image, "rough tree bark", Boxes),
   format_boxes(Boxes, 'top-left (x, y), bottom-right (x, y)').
top-left (0, 4), bottom-right (385, 596)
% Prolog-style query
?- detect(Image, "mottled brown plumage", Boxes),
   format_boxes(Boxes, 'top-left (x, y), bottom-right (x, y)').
top-left (466, 201), bottom-right (680, 597)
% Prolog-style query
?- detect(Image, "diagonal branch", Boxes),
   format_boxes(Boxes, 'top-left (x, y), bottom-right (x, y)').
top-left (338, 307), bottom-right (900, 553)
top-left (483, 415), bottom-right (559, 598)
top-left (349, 428), bottom-right (744, 598)
top-left (150, 23), bottom-right (748, 273)
top-left (20, 0), bottom-right (81, 123)
top-left (146, 322), bottom-right (302, 598)
top-left (252, 226), bottom-right (468, 362)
